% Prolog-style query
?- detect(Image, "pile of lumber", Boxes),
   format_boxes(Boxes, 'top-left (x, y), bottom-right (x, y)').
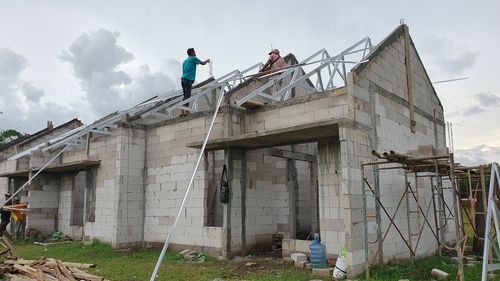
top-left (1, 202), bottom-right (29, 212)
top-left (0, 257), bottom-right (108, 281)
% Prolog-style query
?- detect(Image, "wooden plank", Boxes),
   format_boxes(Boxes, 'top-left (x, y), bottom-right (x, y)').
top-left (12, 264), bottom-right (37, 279)
top-left (4, 259), bottom-right (96, 269)
top-left (3, 273), bottom-right (37, 281)
top-left (240, 100), bottom-right (264, 109)
top-left (1, 236), bottom-right (18, 257)
top-left (35, 268), bottom-right (45, 281)
top-left (71, 272), bottom-right (105, 281)
top-left (56, 261), bottom-right (76, 281)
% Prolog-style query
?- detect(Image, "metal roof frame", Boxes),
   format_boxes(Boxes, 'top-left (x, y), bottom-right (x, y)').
top-left (8, 36), bottom-right (373, 160)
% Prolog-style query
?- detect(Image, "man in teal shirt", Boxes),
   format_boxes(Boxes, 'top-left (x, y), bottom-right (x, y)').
top-left (181, 48), bottom-right (210, 116)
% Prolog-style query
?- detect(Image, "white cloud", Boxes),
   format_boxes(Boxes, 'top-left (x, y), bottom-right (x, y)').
top-left (450, 92), bottom-right (500, 118)
top-left (0, 48), bottom-right (27, 78)
top-left (475, 92), bottom-right (500, 107)
top-left (455, 145), bottom-right (500, 166)
top-left (422, 35), bottom-right (477, 75)
top-left (60, 29), bottom-right (180, 116)
top-left (0, 48), bottom-right (78, 133)
top-left (22, 81), bottom-right (45, 103)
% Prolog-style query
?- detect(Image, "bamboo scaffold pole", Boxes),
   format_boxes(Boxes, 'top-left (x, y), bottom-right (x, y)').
top-left (362, 150), bottom-right (468, 280)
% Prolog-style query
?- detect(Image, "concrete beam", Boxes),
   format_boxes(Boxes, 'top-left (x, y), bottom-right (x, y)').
top-left (187, 119), bottom-right (341, 150)
top-left (267, 148), bottom-right (315, 163)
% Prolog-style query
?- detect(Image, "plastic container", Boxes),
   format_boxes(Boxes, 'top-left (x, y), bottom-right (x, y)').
top-left (309, 233), bottom-right (327, 268)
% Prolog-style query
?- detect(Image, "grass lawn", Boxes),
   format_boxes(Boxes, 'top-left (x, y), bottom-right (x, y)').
top-left (7, 241), bottom-right (496, 280)
top-left (10, 241), bottom-right (330, 281)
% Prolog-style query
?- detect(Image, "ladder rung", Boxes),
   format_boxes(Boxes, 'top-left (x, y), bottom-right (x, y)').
top-left (408, 211), bottom-right (419, 214)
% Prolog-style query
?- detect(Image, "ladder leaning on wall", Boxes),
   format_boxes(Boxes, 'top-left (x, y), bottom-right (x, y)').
top-left (481, 163), bottom-right (500, 281)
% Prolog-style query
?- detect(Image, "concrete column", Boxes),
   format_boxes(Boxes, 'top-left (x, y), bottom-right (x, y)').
top-left (113, 126), bottom-right (146, 248)
top-left (317, 138), bottom-right (344, 257)
top-left (286, 158), bottom-right (297, 239)
top-left (222, 148), bottom-right (246, 257)
top-left (337, 125), bottom-right (373, 277)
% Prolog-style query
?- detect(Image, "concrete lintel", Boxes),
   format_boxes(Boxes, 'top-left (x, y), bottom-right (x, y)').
top-left (187, 119), bottom-right (342, 150)
top-left (0, 160), bottom-right (100, 178)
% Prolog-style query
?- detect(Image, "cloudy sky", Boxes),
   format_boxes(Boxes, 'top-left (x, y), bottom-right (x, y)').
top-left (0, 0), bottom-right (499, 165)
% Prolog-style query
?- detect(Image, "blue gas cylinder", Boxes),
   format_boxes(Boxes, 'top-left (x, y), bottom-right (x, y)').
top-left (309, 233), bottom-right (327, 268)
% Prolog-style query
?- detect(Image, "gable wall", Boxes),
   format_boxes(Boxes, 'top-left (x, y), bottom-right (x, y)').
top-left (345, 28), bottom-right (449, 276)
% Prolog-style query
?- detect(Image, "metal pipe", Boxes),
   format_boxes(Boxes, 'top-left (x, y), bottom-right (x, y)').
top-left (374, 166), bottom-right (383, 265)
top-left (149, 86), bottom-right (227, 281)
top-left (430, 176), bottom-right (441, 256)
top-left (361, 165), bottom-right (370, 279)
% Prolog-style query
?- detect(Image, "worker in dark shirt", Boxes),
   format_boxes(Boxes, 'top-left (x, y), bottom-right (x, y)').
top-left (0, 193), bottom-right (13, 237)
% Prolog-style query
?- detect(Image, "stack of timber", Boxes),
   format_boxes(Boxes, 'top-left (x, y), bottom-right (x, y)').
top-left (371, 146), bottom-right (477, 174)
top-left (1, 202), bottom-right (29, 213)
top-left (0, 257), bottom-right (108, 281)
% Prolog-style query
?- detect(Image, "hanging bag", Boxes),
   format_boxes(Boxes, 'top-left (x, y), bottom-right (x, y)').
top-left (219, 165), bottom-right (230, 203)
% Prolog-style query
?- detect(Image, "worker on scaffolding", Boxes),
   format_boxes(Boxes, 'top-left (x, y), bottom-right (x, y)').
top-left (0, 193), bottom-right (13, 237)
top-left (180, 48), bottom-right (210, 117)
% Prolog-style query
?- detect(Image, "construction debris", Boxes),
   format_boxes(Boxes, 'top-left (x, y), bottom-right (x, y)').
top-left (0, 257), bottom-right (107, 281)
top-left (430, 268), bottom-right (450, 279)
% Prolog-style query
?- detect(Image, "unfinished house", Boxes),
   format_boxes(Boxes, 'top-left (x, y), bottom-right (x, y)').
top-left (0, 24), bottom-right (452, 277)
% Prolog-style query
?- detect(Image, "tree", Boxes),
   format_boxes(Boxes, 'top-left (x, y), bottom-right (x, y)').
top-left (0, 129), bottom-right (24, 146)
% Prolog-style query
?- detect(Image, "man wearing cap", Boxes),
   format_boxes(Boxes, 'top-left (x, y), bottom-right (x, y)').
top-left (180, 48), bottom-right (210, 117)
top-left (261, 49), bottom-right (286, 75)
top-left (0, 194), bottom-right (13, 236)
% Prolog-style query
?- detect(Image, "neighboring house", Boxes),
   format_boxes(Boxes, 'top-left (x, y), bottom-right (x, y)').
top-left (0, 25), bottom-right (454, 277)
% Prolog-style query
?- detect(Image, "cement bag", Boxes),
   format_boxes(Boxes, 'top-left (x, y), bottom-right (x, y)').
top-left (333, 246), bottom-right (347, 279)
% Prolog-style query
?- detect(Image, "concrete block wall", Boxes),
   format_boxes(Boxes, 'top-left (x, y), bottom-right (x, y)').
top-left (337, 126), bottom-right (373, 276)
top-left (205, 150), bottom-right (224, 227)
top-left (295, 159), bottom-right (314, 237)
top-left (226, 148), bottom-right (244, 255)
top-left (0, 178), bottom-right (8, 195)
top-left (245, 149), bottom-right (289, 251)
top-left (57, 172), bottom-right (84, 239)
top-left (26, 174), bottom-right (60, 235)
top-left (82, 132), bottom-right (120, 243)
top-left (0, 119), bottom-right (82, 161)
top-left (113, 127), bottom-right (146, 247)
top-left (317, 139), bottom-right (346, 258)
top-left (144, 114), bottom-right (226, 251)
top-left (0, 160), bottom-right (17, 175)
top-left (345, 29), bottom-right (448, 276)
top-left (243, 90), bottom-right (348, 133)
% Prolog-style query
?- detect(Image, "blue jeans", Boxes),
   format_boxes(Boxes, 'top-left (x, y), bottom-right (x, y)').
top-left (181, 78), bottom-right (194, 107)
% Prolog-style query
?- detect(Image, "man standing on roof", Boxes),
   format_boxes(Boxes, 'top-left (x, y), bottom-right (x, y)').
top-left (260, 49), bottom-right (286, 75)
top-left (181, 48), bottom-right (210, 117)
top-left (260, 49), bottom-right (287, 95)
top-left (0, 193), bottom-right (12, 237)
